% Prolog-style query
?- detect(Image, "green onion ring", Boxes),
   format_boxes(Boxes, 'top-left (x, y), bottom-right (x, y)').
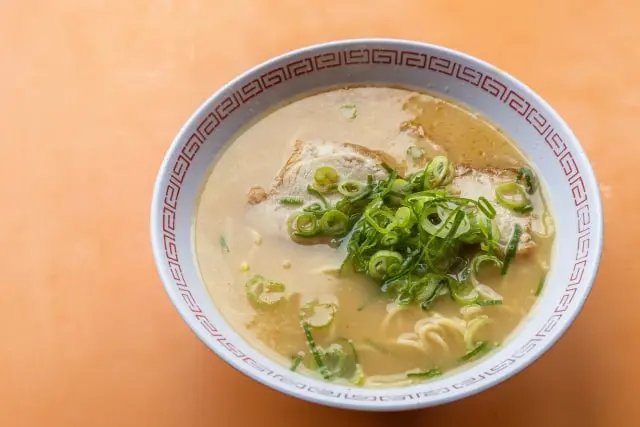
top-left (495, 182), bottom-right (532, 212)
top-left (314, 166), bottom-right (339, 187)
top-left (320, 209), bottom-right (349, 236)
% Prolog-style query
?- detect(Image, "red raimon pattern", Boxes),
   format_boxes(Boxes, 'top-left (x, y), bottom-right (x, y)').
top-left (160, 48), bottom-right (591, 400)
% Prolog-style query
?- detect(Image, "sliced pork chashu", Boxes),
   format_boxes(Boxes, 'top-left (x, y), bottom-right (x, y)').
top-left (245, 139), bottom-right (394, 237)
top-left (451, 165), bottom-right (552, 254)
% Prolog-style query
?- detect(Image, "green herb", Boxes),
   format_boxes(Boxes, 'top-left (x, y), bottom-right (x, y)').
top-left (279, 196), bottom-right (304, 205)
top-left (407, 368), bottom-right (442, 379)
top-left (338, 180), bottom-right (368, 198)
top-left (501, 224), bottom-right (522, 275)
top-left (219, 235), bottom-right (230, 253)
top-left (424, 156), bottom-right (454, 189)
top-left (289, 212), bottom-right (319, 238)
top-left (516, 167), bottom-right (538, 194)
top-left (300, 301), bottom-right (337, 328)
top-left (477, 299), bottom-right (503, 306)
top-left (320, 209), bottom-right (349, 236)
top-left (477, 196), bottom-right (496, 219)
top-left (535, 273), bottom-right (546, 296)
top-left (461, 341), bottom-right (493, 361)
top-left (314, 166), bottom-right (339, 187)
top-left (495, 182), bottom-right (532, 212)
top-left (368, 250), bottom-right (403, 280)
top-left (290, 352), bottom-right (304, 371)
top-left (307, 185), bottom-right (330, 209)
top-left (245, 275), bottom-right (286, 308)
top-left (302, 322), bottom-right (331, 380)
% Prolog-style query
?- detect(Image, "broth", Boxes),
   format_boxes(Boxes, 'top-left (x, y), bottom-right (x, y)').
top-left (195, 87), bottom-right (554, 387)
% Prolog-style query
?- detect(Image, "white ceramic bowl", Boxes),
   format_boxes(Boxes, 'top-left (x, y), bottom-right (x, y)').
top-left (150, 39), bottom-right (603, 411)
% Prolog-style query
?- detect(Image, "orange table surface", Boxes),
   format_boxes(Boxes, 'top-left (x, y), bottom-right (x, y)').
top-left (1, 1), bottom-right (637, 426)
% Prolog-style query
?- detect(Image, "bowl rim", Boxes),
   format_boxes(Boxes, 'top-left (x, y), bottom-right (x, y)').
top-left (150, 37), bottom-right (604, 411)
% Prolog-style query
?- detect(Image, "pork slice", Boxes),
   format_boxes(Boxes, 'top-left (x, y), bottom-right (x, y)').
top-left (451, 165), bottom-right (550, 254)
top-left (246, 139), bottom-right (394, 237)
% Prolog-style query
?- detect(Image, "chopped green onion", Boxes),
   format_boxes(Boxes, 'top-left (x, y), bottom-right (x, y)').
top-left (245, 275), bottom-right (286, 308)
top-left (301, 322), bottom-right (331, 379)
top-left (407, 368), bottom-right (442, 379)
top-left (380, 232), bottom-right (399, 246)
top-left (471, 254), bottom-right (503, 287)
top-left (290, 352), bottom-right (304, 371)
top-left (414, 274), bottom-right (447, 309)
top-left (349, 364), bottom-right (366, 385)
top-left (495, 182), bottom-right (532, 213)
top-left (307, 185), bottom-right (329, 208)
top-left (303, 202), bottom-right (325, 215)
top-left (391, 178), bottom-right (411, 195)
top-left (501, 224), bottom-right (522, 275)
top-left (364, 198), bottom-right (395, 233)
top-left (381, 162), bottom-right (396, 174)
top-left (448, 282), bottom-right (479, 306)
top-left (461, 341), bottom-right (493, 361)
top-left (421, 205), bottom-right (470, 239)
top-left (340, 104), bottom-right (357, 119)
top-left (314, 166), bottom-right (339, 187)
top-left (219, 235), bottom-right (230, 253)
top-left (320, 209), bottom-right (349, 236)
top-left (338, 180), bottom-right (367, 198)
top-left (322, 344), bottom-right (347, 377)
top-left (535, 273), bottom-right (546, 296)
top-left (279, 196), bottom-right (304, 205)
top-left (517, 167), bottom-right (538, 194)
top-left (424, 156), bottom-right (453, 188)
top-left (289, 212), bottom-right (319, 237)
top-left (300, 301), bottom-right (337, 328)
top-left (478, 214), bottom-right (501, 251)
top-left (477, 196), bottom-right (496, 219)
top-left (477, 299), bottom-right (503, 306)
top-left (368, 250), bottom-right (403, 280)
top-left (394, 206), bottom-right (413, 229)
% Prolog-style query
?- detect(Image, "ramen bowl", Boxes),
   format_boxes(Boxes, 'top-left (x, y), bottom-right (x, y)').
top-left (150, 39), bottom-right (603, 411)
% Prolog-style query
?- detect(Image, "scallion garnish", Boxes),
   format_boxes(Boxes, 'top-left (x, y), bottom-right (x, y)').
top-left (477, 196), bottom-right (496, 219)
top-left (300, 301), bottom-right (337, 329)
top-left (535, 273), bottom-right (546, 296)
top-left (314, 166), bottom-right (339, 187)
top-left (245, 275), bottom-right (286, 308)
top-left (320, 209), bottom-right (349, 236)
top-left (307, 185), bottom-right (330, 209)
top-left (424, 156), bottom-right (453, 188)
top-left (301, 322), bottom-right (331, 380)
top-left (501, 224), bottom-right (522, 275)
top-left (219, 235), bottom-right (230, 253)
top-left (368, 250), bottom-right (403, 280)
top-left (338, 180), bottom-right (367, 198)
top-left (290, 212), bottom-right (319, 238)
top-left (516, 167), bottom-right (538, 194)
top-left (279, 196), bottom-right (304, 205)
top-left (461, 341), bottom-right (493, 361)
top-left (495, 182), bottom-right (532, 213)
top-left (407, 368), bottom-right (442, 379)
top-left (290, 352), bottom-right (304, 371)
top-left (477, 299), bottom-right (503, 306)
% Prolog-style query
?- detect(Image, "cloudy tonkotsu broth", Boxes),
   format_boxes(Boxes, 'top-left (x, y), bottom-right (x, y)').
top-left (195, 87), bottom-right (554, 387)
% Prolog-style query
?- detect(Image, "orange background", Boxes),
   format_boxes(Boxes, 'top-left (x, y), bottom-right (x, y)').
top-left (0, 1), bottom-right (636, 426)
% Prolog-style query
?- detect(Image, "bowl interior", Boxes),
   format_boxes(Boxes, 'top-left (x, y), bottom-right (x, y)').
top-left (151, 39), bottom-right (602, 410)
